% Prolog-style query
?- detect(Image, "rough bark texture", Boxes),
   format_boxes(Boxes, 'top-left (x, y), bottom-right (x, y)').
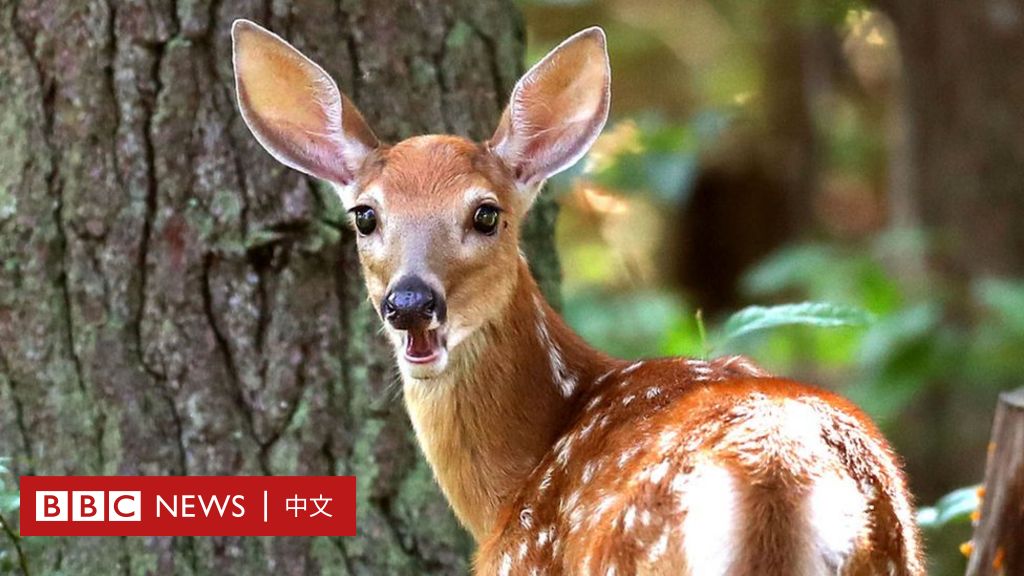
top-left (966, 388), bottom-right (1024, 576)
top-left (0, 1), bottom-right (560, 573)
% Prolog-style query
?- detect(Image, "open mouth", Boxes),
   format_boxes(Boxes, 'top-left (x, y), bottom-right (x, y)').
top-left (404, 327), bottom-right (444, 364)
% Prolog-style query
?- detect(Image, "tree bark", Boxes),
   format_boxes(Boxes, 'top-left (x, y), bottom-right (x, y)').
top-left (966, 388), bottom-right (1024, 576)
top-left (0, 1), bottom-right (556, 574)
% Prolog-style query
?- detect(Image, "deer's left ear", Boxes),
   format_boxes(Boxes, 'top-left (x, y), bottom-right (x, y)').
top-left (232, 19), bottom-right (378, 191)
top-left (489, 27), bottom-right (611, 191)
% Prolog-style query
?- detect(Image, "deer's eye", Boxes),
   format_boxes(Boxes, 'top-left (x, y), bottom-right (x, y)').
top-left (351, 206), bottom-right (378, 236)
top-left (473, 205), bottom-right (501, 236)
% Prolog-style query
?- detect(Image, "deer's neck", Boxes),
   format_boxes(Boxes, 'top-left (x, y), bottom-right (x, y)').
top-left (402, 262), bottom-right (618, 541)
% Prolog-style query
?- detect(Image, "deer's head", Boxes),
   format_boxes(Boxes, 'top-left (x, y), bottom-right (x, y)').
top-left (232, 20), bottom-right (610, 379)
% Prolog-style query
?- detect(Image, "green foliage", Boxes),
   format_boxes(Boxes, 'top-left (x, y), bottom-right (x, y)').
top-left (564, 289), bottom-right (694, 360)
top-left (918, 485), bottom-right (981, 530)
top-left (742, 241), bottom-right (905, 314)
top-left (721, 302), bottom-right (871, 343)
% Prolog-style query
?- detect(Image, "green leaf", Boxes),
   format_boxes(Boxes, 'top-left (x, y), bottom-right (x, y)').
top-left (742, 244), bottom-right (837, 297)
top-left (721, 302), bottom-right (872, 344)
top-left (917, 485), bottom-right (981, 530)
top-left (975, 278), bottom-right (1024, 334)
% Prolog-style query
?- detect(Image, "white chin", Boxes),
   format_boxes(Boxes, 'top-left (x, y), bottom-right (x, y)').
top-left (401, 348), bottom-right (449, 380)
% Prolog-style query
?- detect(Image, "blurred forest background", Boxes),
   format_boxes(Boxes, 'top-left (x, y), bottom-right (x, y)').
top-left (1, 0), bottom-right (1022, 574)
top-left (524, 0), bottom-right (1024, 574)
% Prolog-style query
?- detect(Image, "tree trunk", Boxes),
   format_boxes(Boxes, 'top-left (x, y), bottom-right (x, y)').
top-left (880, 0), bottom-right (1024, 281)
top-left (0, 1), bottom-right (556, 574)
top-left (965, 388), bottom-right (1024, 576)
top-left (874, 0), bottom-right (1024, 502)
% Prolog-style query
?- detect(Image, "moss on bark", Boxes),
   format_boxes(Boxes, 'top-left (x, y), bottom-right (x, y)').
top-left (0, 0), bottom-right (555, 573)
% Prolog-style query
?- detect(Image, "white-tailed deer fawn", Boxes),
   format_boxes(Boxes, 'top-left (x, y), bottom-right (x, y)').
top-left (232, 20), bottom-right (923, 575)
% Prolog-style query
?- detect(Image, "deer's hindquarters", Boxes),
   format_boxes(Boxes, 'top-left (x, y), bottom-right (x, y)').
top-left (478, 373), bottom-right (923, 576)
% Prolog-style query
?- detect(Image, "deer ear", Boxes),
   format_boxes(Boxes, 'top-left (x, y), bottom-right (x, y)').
top-left (232, 19), bottom-right (378, 188)
top-left (490, 27), bottom-right (611, 191)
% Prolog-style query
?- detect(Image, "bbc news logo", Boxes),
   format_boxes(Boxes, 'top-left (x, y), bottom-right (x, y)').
top-left (20, 476), bottom-right (356, 536)
top-left (36, 491), bottom-right (141, 522)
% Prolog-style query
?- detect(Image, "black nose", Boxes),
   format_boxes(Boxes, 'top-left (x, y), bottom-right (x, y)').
top-left (382, 276), bottom-right (444, 329)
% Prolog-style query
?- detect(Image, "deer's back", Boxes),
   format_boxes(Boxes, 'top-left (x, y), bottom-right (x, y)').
top-left (477, 358), bottom-right (923, 575)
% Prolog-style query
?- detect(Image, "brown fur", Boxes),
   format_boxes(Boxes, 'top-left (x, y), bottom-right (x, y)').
top-left (475, 352), bottom-right (923, 575)
top-left (232, 21), bottom-right (924, 574)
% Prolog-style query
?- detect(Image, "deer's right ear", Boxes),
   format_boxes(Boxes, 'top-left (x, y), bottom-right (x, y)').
top-left (232, 19), bottom-right (378, 192)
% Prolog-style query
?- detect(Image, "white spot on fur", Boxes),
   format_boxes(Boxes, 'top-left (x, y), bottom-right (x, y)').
top-left (721, 354), bottom-right (768, 376)
top-left (678, 461), bottom-right (739, 575)
top-left (779, 401), bottom-right (826, 447)
top-left (579, 418), bottom-right (598, 441)
top-left (586, 394), bottom-right (604, 411)
top-left (593, 494), bottom-right (617, 521)
top-left (648, 526), bottom-right (671, 562)
top-left (650, 460), bottom-right (671, 484)
top-left (498, 553), bottom-right (512, 576)
top-left (622, 361), bottom-right (644, 375)
top-left (669, 471), bottom-right (689, 499)
top-left (538, 468), bottom-right (554, 493)
top-left (518, 540), bottom-right (530, 560)
top-left (520, 507), bottom-right (534, 529)
top-left (569, 504), bottom-right (586, 533)
top-left (658, 430), bottom-right (678, 452)
top-left (594, 369), bottom-right (616, 386)
top-left (582, 461), bottom-right (598, 484)
top-left (687, 359), bottom-right (714, 382)
top-left (533, 294), bottom-right (577, 397)
top-left (537, 526), bottom-right (552, 547)
top-left (645, 386), bottom-right (662, 399)
top-left (561, 488), bottom-right (582, 517)
top-left (555, 432), bottom-right (576, 467)
top-left (617, 445), bottom-right (641, 469)
top-left (720, 355), bottom-right (742, 368)
top-left (802, 470), bottom-right (870, 573)
top-left (623, 505), bottom-right (637, 531)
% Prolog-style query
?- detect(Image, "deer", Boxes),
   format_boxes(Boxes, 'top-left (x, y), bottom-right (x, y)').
top-left (231, 19), bottom-right (924, 575)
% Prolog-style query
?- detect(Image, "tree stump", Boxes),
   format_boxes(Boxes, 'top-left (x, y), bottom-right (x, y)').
top-left (966, 387), bottom-right (1024, 576)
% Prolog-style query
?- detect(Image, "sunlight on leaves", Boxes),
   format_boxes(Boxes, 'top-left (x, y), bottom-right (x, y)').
top-left (721, 302), bottom-right (872, 345)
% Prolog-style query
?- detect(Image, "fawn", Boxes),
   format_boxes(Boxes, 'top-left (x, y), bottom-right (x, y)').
top-left (232, 20), bottom-right (923, 575)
